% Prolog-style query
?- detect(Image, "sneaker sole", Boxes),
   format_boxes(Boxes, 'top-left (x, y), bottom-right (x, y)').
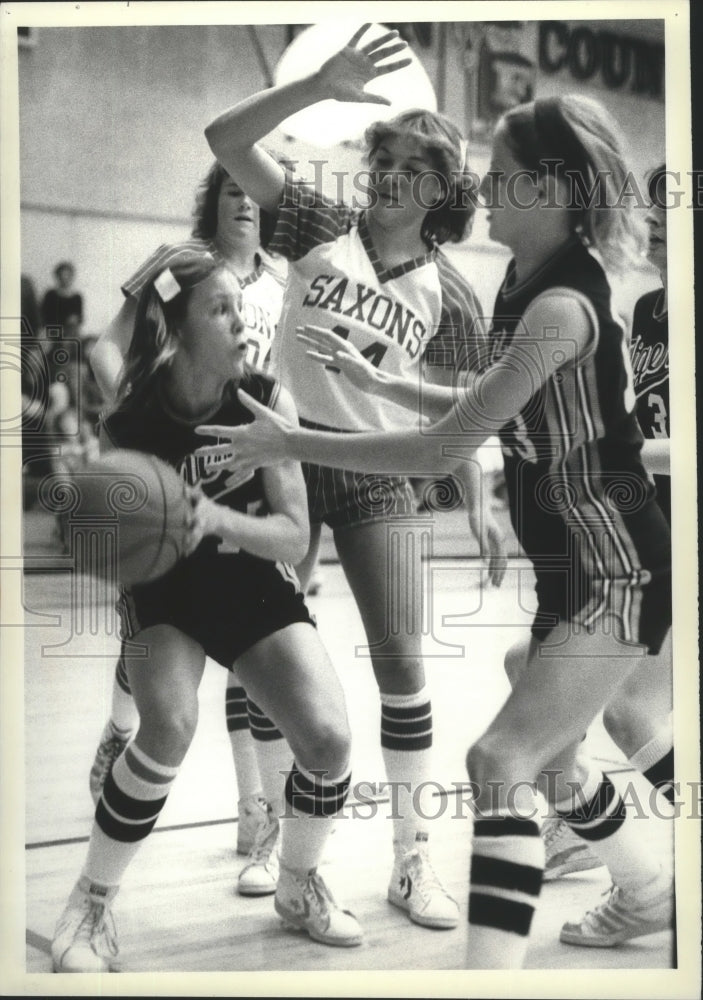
top-left (274, 898), bottom-right (363, 947)
top-left (560, 918), bottom-right (673, 947)
top-left (238, 880), bottom-right (278, 897)
top-left (387, 891), bottom-right (459, 930)
top-left (543, 854), bottom-right (605, 882)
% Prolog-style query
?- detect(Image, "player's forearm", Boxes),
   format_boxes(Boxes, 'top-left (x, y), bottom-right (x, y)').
top-left (89, 339), bottom-right (123, 405)
top-left (205, 76), bottom-right (327, 154)
top-left (216, 507), bottom-right (310, 564)
top-left (285, 424), bottom-right (463, 476)
top-left (372, 370), bottom-right (458, 420)
top-left (641, 438), bottom-right (670, 476)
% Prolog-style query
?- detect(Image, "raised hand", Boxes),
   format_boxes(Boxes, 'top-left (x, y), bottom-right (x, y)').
top-left (314, 23), bottom-right (412, 106)
top-left (296, 324), bottom-right (381, 392)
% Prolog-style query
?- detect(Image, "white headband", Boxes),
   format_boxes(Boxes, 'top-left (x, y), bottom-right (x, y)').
top-left (154, 267), bottom-right (181, 303)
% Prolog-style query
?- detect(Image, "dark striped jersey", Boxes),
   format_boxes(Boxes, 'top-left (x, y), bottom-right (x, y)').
top-left (630, 287), bottom-right (669, 522)
top-left (267, 173), bottom-right (485, 431)
top-left (101, 371), bottom-right (280, 560)
top-left (489, 238), bottom-right (669, 596)
top-left (121, 240), bottom-right (286, 372)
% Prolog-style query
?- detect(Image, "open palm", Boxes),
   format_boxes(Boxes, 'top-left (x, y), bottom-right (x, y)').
top-left (315, 24), bottom-right (412, 105)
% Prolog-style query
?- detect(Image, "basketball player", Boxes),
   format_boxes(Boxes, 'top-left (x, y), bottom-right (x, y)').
top-left (88, 163), bottom-right (295, 883)
top-left (51, 251), bottom-right (363, 973)
top-left (541, 163), bottom-right (674, 881)
top-left (203, 24), bottom-right (505, 931)
top-left (199, 96), bottom-right (675, 967)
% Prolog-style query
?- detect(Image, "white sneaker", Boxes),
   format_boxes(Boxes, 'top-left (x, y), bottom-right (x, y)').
top-left (274, 863), bottom-right (363, 947)
top-left (236, 794), bottom-right (270, 856)
top-left (89, 722), bottom-right (133, 805)
top-left (560, 882), bottom-right (674, 947)
top-left (51, 879), bottom-right (120, 973)
top-left (542, 816), bottom-right (604, 882)
top-left (238, 804), bottom-right (280, 896)
top-left (388, 843), bottom-right (459, 929)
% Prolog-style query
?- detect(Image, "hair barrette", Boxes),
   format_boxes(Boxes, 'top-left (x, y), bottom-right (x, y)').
top-left (154, 267), bottom-right (181, 303)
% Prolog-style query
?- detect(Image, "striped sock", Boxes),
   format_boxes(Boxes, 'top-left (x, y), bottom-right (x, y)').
top-left (83, 743), bottom-right (178, 887)
top-left (225, 676), bottom-right (262, 801)
top-left (380, 688), bottom-right (433, 850)
top-left (468, 815), bottom-right (544, 969)
top-left (556, 770), bottom-right (666, 894)
top-left (280, 762), bottom-right (351, 872)
top-left (248, 699), bottom-right (292, 814)
top-left (109, 654), bottom-right (139, 734)
top-left (629, 728), bottom-right (675, 804)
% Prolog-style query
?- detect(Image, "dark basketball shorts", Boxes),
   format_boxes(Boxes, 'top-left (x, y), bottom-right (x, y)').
top-left (529, 566), bottom-right (672, 656)
top-left (299, 417), bottom-right (417, 529)
top-left (116, 548), bottom-right (315, 668)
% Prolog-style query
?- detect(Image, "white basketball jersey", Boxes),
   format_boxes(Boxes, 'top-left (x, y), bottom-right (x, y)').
top-left (268, 176), bottom-right (484, 431)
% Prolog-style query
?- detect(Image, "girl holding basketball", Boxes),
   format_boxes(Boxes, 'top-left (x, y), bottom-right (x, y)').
top-left (51, 250), bottom-right (363, 973)
top-left (204, 23), bottom-right (505, 932)
top-left (88, 161), bottom-right (293, 877)
top-left (200, 95), bottom-right (675, 967)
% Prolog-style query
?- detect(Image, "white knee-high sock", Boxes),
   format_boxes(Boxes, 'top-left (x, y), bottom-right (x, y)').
top-left (467, 813), bottom-right (544, 969)
top-left (279, 762), bottom-right (351, 873)
top-left (380, 687), bottom-right (434, 850)
top-left (555, 766), bottom-right (669, 894)
top-left (107, 654), bottom-right (139, 734)
top-left (224, 675), bottom-right (262, 801)
top-left (83, 743), bottom-right (178, 889)
top-left (629, 725), bottom-right (675, 805)
top-left (247, 699), bottom-right (293, 815)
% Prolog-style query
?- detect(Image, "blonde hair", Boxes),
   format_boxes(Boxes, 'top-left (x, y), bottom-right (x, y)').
top-left (501, 95), bottom-right (644, 274)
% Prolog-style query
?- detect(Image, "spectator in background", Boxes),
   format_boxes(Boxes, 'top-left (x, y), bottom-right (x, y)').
top-left (41, 261), bottom-right (84, 338)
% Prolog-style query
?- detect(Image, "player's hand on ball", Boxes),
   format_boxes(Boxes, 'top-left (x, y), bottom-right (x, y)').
top-left (195, 390), bottom-right (294, 469)
top-left (297, 325), bottom-right (381, 392)
top-left (314, 24), bottom-right (412, 105)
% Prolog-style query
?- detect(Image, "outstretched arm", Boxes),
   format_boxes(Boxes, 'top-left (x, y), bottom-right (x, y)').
top-left (204, 24), bottom-right (411, 214)
top-left (194, 294), bottom-right (593, 476)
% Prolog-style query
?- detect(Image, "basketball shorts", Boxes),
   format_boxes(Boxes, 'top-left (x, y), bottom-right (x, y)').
top-left (299, 417), bottom-right (417, 529)
top-left (529, 565), bottom-right (672, 655)
top-left (116, 547), bottom-right (315, 668)
top-left (528, 496), bottom-right (672, 656)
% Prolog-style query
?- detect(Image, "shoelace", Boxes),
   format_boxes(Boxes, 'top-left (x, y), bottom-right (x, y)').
top-left (303, 870), bottom-right (334, 913)
top-left (581, 885), bottom-right (618, 927)
top-left (99, 735), bottom-right (129, 768)
top-left (407, 851), bottom-right (444, 896)
top-left (246, 814), bottom-right (279, 865)
top-left (542, 818), bottom-right (567, 848)
top-left (72, 898), bottom-right (119, 958)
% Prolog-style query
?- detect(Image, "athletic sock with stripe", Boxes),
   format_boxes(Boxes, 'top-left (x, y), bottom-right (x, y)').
top-left (224, 676), bottom-right (263, 801)
top-left (279, 762), bottom-right (351, 872)
top-left (555, 768), bottom-right (669, 895)
top-left (83, 742), bottom-right (178, 889)
top-left (247, 698), bottom-right (293, 816)
top-left (467, 814), bottom-right (544, 968)
top-left (380, 688), bottom-right (434, 850)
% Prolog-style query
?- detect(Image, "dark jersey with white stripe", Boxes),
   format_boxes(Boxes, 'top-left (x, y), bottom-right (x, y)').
top-left (104, 372), bottom-right (314, 665)
top-left (489, 238), bottom-right (670, 639)
top-left (631, 288), bottom-right (670, 523)
top-left (267, 174), bottom-right (485, 431)
top-left (102, 371), bottom-right (280, 558)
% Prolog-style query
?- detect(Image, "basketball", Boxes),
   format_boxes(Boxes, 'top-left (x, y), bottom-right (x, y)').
top-left (68, 449), bottom-right (192, 585)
